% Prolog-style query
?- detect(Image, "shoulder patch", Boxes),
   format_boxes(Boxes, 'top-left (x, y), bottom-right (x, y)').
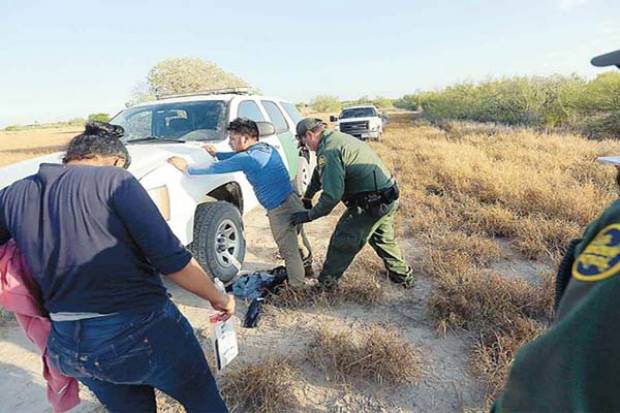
top-left (318, 155), bottom-right (326, 168)
top-left (573, 223), bottom-right (620, 282)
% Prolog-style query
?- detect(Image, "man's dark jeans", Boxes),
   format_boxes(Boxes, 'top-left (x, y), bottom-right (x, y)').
top-left (47, 300), bottom-right (228, 413)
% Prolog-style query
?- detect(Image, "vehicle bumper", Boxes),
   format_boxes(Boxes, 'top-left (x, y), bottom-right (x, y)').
top-left (350, 130), bottom-right (380, 140)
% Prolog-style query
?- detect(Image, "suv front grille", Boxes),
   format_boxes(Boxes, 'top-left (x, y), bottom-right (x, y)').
top-left (339, 120), bottom-right (369, 136)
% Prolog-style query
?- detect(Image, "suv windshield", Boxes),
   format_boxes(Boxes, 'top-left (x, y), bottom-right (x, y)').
top-left (340, 107), bottom-right (377, 119)
top-left (111, 100), bottom-right (227, 143)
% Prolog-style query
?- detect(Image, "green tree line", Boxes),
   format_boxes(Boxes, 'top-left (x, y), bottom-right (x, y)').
top-left (408, 72), bottom-right (620, 138)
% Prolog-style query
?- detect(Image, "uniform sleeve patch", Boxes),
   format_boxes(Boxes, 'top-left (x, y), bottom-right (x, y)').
top-left (573, 223), bottom-right (620, 282)
top-left (318, 155), bottom-right (326, 168)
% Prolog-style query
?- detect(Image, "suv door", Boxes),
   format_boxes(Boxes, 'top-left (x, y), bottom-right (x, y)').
top-left (259, 100), bottom-right (298, 179)
top-left (235, 99), bottom-right (284, 157)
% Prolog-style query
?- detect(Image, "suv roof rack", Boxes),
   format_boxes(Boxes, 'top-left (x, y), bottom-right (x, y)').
top-left (156, 87), bottom-right (252, 100)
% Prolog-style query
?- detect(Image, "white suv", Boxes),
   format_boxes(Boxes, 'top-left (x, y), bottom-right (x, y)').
top-left (0, 89), bottom-right (314, 282)
top-left (330, 105), bottom-right (385, 140)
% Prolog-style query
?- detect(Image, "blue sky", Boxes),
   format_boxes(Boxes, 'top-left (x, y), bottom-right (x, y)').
top-left (0, 0), bottom-right (619, 127)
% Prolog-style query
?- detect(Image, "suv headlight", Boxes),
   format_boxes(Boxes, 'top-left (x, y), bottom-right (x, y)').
top-left (147, 186), bottom-right (171, 221)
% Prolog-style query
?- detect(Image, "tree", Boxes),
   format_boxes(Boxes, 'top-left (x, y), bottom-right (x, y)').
top-left (88, 113), bottom-right (111, 122)
top-left (147, 58), bottom-right (250, 97)
top-left (394, 94), bottom-right (418, 110)
top-left (309, 95), bottom-right (341, 113)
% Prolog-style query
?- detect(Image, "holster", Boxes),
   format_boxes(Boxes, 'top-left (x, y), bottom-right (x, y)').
top-left (344, 182), bottom-right (400, 218)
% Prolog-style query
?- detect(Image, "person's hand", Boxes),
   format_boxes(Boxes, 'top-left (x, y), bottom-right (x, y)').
top-left (202, 144), bottom-right (218, 157)
top-left (212, 293), bottom-right (235, 321)
top-left (168, 156), bottom-right (188, 173)
top-left (302, 197), bottom-right (313, 210)
top-left (290, 211), bottom-right (311, 227)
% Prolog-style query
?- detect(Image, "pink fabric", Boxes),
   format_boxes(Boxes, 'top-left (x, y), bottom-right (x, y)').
top-left (0, 240), bottom-right (80, 413)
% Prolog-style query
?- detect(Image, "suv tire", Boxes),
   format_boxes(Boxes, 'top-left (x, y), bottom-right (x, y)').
top-left (191, 201), bottom-right (246, 282)
top-left (294, 154), bottom-right (312, 195)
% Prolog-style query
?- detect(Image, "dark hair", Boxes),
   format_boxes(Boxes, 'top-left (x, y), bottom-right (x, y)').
top-left (227, 117), bottom-right (259, 139)
top-left (63, 121), bottom-right (131, 168)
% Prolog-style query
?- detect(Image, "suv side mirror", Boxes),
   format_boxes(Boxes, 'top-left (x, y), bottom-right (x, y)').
top-left (329, 115), bottom-right (338, 122)
top-left (256, 121), bottom-right (276, 137)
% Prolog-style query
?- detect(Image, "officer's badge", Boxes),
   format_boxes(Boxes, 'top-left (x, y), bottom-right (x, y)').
top-left (573, 224), bottom-right (620, 282)
top-left (318, 155), bottom-right (326, 168)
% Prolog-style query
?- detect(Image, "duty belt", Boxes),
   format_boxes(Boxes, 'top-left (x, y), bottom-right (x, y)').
top-left (343, 182), bottom-right (400, 209)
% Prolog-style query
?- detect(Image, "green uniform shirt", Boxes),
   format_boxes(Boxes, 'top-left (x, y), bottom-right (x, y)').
top-left (304, 130), bottom-right (393, 221)
top-left (495, 198), bottom-right (620, 412)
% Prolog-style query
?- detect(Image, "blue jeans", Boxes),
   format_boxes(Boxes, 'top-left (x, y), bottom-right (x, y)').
top-left (47, 300), bottom-right (228, 413)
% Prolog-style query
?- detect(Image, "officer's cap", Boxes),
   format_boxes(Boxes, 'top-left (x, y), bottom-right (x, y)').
top-left (591, 49), bottom-right (620, 69)
top-left (296, 118), bottom-right (325, 139)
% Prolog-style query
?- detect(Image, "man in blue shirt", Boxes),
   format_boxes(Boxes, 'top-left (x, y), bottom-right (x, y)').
top-left (0, 122), bottom-right (233, 412)
top-left (168, 118), bottom-right (313, 289)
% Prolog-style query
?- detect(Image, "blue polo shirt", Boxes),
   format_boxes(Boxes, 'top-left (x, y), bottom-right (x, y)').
top-left (187, 142), bottom-right (294, 210)
top-left (0, 164), bottom-right (191, 314)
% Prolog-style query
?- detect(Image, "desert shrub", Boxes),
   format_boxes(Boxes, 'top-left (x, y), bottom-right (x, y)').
top-left (416, 73), bottom-right (620, 130)
top-left (309, 95), bottom-right (341, 113)
top-left (220, 357), bottom-right (300, 413)
top-left (393, 94), bottom-right (418, 110)
top-left (308, 324), bottom-right (421, 385)
top-left (87, 113), bottom-right (111, 122)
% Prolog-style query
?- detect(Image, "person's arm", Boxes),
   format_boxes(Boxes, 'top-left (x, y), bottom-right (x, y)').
top-left (168, 258), bottom-right (235, 319)
top-left (303, 167), bottom-right (321, 201)
top-left (216, 152), bottom-right (236, 161)
top-left (308, 151), bottom-right (345, 220)
top-left (109, 173), bottom-right (234, 315)
top-left (187, 152), bottom-right (255, 176)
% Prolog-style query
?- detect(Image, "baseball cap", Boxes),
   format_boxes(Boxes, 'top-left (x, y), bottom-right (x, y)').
top-left (591, 49), bottom-right (620, 68)
top-left (296, 118), bottom-right (325, 139)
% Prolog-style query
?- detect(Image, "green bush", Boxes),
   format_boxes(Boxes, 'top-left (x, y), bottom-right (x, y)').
top-left (88, 113), bottom-right (111, 122)
top-left (414, 72), bottom-right (620, 131)
top-left (310, 95), bottom-right (341, 113)
top-left (394, 94), bottom-right (418, 110)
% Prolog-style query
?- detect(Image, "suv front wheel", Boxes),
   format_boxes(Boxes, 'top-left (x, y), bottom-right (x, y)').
top-left (191, 201), bottom-right (246, 282)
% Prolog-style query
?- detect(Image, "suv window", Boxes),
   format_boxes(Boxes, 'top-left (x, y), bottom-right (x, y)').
top-left (238, 100), bottom-right (266, 122)
top-left (340, 107), bottom-right (377, 119)
top-left (261, 101), bottom-right (289, 133)
top-left (280, 102), bottom-right (302, 127)
top-left (111, 100), bottom-right (226, 142)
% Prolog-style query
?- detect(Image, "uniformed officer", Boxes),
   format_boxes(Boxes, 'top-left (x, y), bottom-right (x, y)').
top-left (493, 49), bottom-right (620, 412)
top-left (290, 118), bottom-right (414, 288)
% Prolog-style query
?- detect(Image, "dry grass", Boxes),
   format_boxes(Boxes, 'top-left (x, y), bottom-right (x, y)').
top-left (220, 356), bottom-right (301, 413)
top-left (375, 114), bottom-right (620, 259)
top-left (308, 324), bottom-right (422, 386)
top-left (469, 318), bottom-right (544, 399)
top-left (372, 113), bottom-right (605, 400)
top-left (0, 127), bottom-right (77, 167)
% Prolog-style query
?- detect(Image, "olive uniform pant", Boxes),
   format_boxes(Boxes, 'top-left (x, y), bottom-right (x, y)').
top-left (319, 200), bottom-right (411, 285)
top-left (267, 193), bottom-right (312, 288)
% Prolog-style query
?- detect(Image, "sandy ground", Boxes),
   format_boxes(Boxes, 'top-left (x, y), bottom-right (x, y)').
top-left (0, 203), bottom-right (487, 413)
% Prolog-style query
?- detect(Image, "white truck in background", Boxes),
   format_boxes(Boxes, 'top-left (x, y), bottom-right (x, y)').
top-left (330, 104), bottom-right (385, 141)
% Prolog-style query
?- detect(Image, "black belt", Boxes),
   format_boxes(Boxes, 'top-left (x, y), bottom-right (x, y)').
top-left (343, 182), bottom-right (400, 208)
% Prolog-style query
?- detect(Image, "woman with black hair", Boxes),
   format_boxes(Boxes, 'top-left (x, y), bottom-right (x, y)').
top-left (0, 122), bottom-right (233, 412)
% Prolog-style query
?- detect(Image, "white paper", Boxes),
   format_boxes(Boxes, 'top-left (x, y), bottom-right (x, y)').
top-left (212, 319), bottom-right (238, 372)
top-left (597, 156), bottom-right (620, 166)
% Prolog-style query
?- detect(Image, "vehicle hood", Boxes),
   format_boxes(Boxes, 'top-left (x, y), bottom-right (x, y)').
top-left (0, 141), bottom-right (232, 190)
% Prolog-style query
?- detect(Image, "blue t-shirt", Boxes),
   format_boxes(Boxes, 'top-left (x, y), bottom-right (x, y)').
top-left (188, 142), bottom-right (294, 210)
top-left (0, 164), bottom-right (191, 314)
